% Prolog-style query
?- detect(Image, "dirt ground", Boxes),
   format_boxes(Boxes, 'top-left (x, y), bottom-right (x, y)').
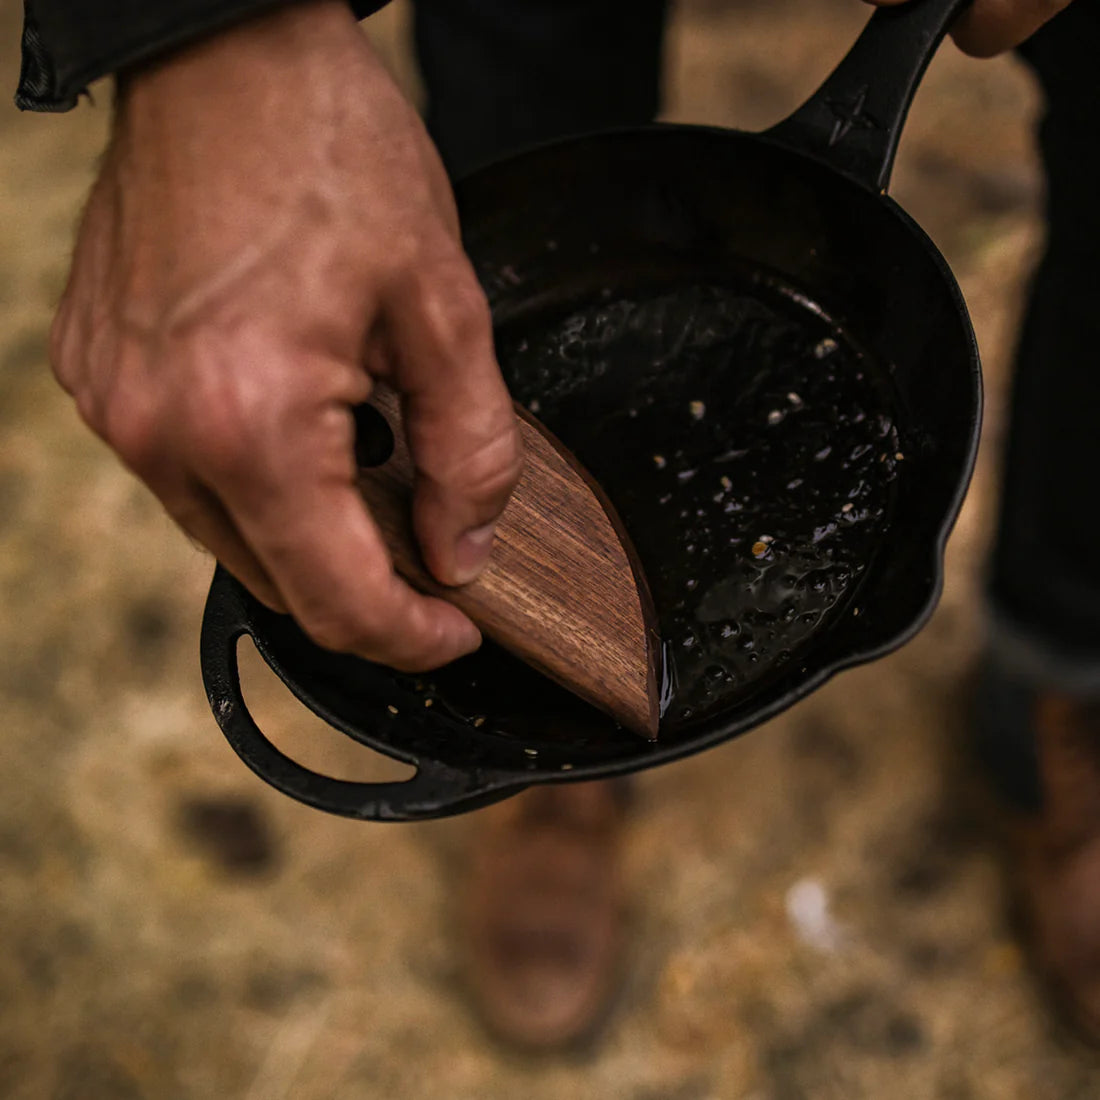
top-left (3, 1), bottom-right (1098, 1097)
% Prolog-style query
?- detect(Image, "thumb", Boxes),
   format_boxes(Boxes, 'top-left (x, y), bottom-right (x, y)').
top-left (380, 253), bottom-right (523, 587)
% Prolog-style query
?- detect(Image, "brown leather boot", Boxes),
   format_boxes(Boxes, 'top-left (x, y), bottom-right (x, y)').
top-left (459, 779), bottom-right (629, 1051)
top-left (1003, 692), bottom-right (1100, 1042)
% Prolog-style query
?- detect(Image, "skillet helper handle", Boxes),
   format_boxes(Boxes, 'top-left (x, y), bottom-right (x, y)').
top-left (200, 567), bottom-right (523, 822)
top-left (765, 0), bottom-right (972, 192)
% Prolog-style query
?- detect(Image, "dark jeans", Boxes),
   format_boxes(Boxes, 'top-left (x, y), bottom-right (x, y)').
top-left (413, 0), bottom-right (668, 178)
top-left (413, 0), bottom-right (1100, 681)
top-left (988, 1), bottom-right (1100, 688)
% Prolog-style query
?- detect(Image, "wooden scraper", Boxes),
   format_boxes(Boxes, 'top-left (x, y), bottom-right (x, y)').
top-left (356, 386), bottom-right (662, 739)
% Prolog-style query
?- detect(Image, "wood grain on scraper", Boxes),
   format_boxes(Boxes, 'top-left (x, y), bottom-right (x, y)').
top-left (357, 385), bottom-right (662, 738)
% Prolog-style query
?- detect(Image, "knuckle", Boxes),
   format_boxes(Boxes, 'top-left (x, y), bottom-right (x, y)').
top-left (383, 231), bottom-right (422, 276)
top-left (415, 262), bottom-right (492, 350)
top-left (72, 388), bottom-right (102, 432)
top-left (444, 421), bottom-right (524, 504)
top-left (49, 301), bottom-right (93, 396)
top-left (182, 376), bottom-right (260, 479)
top-left (103, 401), bottom-right (161, 473)
top-left (47, 309), bottom-right (71, 382)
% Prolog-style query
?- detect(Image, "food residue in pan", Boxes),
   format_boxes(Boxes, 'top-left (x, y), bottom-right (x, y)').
top-left (390, 276), bottom-right (903, 742)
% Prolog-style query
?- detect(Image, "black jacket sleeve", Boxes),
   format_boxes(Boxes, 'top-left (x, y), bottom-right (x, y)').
top-left (16, 0), bottom-right (389, 112)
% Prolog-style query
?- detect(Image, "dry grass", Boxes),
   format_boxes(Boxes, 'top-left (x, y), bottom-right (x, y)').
top-left (3, 1), bottom-right (1097, 1096)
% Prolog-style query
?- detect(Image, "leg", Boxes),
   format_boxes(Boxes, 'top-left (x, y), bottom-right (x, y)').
top-left (987, 2), bottom-right (1100, 682)
top-left (411, 0), bottom-right (668, 1049)
top-left (980, 0), bottom-right (1100, 1042)
top-left (413, 0), bottom-right (668, 176)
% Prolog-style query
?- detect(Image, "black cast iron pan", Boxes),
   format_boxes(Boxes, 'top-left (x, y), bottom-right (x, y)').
top-left (201, 0), bottom-right (981, 820)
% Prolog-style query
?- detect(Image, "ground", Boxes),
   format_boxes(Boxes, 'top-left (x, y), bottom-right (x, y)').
top-left (3, 1), bottom-right (1098, 1097)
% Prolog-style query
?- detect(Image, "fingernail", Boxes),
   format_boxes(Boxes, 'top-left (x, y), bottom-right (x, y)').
top-left (453, 522), bottom-right (497, 585)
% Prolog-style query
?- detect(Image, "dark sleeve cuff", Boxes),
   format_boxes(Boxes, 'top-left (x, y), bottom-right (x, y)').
top-left (16, 0), bottom-right (390, 112)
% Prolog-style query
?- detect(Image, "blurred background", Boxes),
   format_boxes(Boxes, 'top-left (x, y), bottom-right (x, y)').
top-left (3, 0), bottom-right (1097, 1096)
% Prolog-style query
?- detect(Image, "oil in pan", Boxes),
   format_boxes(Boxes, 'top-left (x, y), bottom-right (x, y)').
top-left (400, 273), bottom-right (905, 739)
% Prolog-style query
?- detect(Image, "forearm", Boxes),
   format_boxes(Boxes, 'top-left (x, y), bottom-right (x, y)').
top-left (16, 0), bottom-right (391, 111)
top-left (47, 0), bottom-right (520, 668)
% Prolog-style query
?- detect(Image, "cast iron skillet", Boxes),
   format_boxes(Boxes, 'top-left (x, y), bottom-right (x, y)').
top-left (201, 0), bottom-right (981, 821)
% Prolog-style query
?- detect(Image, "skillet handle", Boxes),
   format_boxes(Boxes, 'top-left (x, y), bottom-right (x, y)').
top-left (764, 0), bottom-right (972, 192)
top-left (200, 567), bottom-right (524, 822)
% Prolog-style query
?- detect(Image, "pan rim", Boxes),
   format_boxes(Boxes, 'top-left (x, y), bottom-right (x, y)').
top-left (204, 122), bottom-right (983, 817)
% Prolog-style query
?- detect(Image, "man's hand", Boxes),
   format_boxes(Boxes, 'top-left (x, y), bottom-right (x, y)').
top-left (863, 0), bottom-right (1074, 56)
top-left (50, 0), bottom-right (523, 671)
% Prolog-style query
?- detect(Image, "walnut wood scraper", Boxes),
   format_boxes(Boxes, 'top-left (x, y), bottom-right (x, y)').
top-left (356, 387), bottom-right (662, 739)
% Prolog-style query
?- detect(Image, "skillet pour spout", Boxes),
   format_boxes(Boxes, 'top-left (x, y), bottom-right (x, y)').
top-left (201, 0), bottom-right (981, 822)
